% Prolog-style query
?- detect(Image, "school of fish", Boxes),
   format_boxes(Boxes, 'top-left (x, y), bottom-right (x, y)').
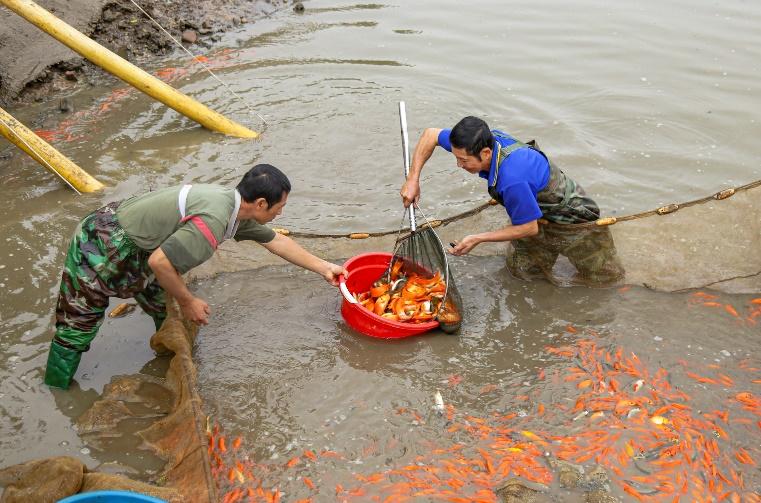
top-left (208, 292), bottom-right (761, 502)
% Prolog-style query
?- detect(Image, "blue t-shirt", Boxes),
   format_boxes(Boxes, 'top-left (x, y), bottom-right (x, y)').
top-left (438, 128), bottom-right (550, 225)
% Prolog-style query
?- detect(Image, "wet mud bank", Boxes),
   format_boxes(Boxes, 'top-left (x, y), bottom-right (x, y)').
top-left (0, 0), bottom-right (300, 107)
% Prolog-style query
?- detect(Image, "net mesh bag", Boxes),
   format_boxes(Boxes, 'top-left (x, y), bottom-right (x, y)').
top-left (382, 205), bottom-right (464, 334)
top-left (361, 101), bottom-right (464, 334)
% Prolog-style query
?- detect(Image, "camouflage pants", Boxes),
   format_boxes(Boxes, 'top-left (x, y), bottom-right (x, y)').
top-left (46, 202), bottom-right (166, 388)
top-left (506, 223), bottom-right (625, 287)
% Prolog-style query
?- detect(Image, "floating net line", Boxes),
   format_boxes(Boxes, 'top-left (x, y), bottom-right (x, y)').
top-left (267, 179), bottom-right (761, 239)
top-left (190, 179), bottom-right (760, 295)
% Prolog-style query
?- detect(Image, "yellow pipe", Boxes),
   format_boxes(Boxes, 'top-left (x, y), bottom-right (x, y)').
top-left (0, 106), bottom-right (104, 193)
top-left (1, 0), bottom-right (259, 139)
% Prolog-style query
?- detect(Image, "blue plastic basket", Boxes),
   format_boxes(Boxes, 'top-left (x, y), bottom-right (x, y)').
top-left (58, 491), bottom-right (167, 503)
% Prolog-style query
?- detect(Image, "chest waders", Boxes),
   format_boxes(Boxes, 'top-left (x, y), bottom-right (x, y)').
top-left (487, 134), bottom-right (624, 286)
top-left (44, 202), bottom-right (165, 389)
top-left (44, 188), bottom-right (240, 389)
top-left (487, 134), bottom-right (600, 224)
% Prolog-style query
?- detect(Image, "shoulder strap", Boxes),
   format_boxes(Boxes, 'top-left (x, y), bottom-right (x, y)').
top-left (178, 184), bottom-right (192, 219)
top-left (224, 190), bottom-right (241, 240)
top-left (177, 184), bottom-right (219, 250)
top-left (492, 141), bottom-right (528, 190)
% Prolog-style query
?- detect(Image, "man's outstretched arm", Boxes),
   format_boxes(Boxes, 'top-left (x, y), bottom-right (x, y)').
top-left (262, 233), bottom-right (347, 286)
top-left (450, 220), bottom-right (539, 256)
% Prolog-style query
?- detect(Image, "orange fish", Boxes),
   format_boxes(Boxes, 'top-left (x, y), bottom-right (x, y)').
top-left (447, 374), bottom-right (463, 387)
top-left (479, 383), bottom-right (499, 394)
top-left (692, 291), bottom-right (718, 299)
top-left (577, 379), bottom-right (593, 389)
top-left (285, 456), bottom-right (301, 468)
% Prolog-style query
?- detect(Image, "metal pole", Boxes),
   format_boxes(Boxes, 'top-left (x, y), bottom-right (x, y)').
top-left (399, 101), bottom-right (416, 232)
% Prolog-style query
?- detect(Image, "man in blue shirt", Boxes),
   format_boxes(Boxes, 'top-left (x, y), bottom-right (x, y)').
top-left (400, 116), bottom-right (624, 286)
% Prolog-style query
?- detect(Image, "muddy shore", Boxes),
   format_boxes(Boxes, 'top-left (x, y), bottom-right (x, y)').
top-left (0, 0), bottom-right (301, 107)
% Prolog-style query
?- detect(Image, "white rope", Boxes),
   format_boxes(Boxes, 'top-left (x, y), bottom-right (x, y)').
top-left (0, 116), bottom-right (82, 195)
top-left (127, 0), bottom-right (269, 131)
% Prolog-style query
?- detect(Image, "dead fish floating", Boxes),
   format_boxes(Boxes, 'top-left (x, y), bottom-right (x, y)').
top-left (433, 391), bottom-right (445, 415)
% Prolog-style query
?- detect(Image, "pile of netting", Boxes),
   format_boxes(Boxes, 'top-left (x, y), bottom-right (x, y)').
top-left (0, 299), bottom-right (217, 503)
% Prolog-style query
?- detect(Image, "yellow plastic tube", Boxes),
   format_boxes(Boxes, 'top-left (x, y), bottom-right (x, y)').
top-left (0, 105), bottom-right (104, 193)
top-left (1, 0), bottom-right (259, 139)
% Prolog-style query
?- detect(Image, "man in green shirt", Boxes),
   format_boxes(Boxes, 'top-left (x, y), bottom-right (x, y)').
top-left (45, 164), bottom-right (347, 389)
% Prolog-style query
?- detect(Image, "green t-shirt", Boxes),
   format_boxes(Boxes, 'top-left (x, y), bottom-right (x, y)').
top-left (115, 184), bottom-right (276, 274)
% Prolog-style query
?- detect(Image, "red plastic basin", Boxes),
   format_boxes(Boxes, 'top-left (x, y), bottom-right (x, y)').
top-left (339, 252), bottom-right (439, 339)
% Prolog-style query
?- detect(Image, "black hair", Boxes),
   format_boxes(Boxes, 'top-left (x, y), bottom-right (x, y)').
top-left (449, 116), bottom-right (494, 160)
top-left (237, 164), bottom-right (291, 207)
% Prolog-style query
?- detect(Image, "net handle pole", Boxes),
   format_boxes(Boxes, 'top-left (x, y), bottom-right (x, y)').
top-left (399, 101), bottom-right (416, 232)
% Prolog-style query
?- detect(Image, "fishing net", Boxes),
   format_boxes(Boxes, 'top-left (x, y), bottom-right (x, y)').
top-left (382, 205), bottom-right (464, 333)
top-left (521, 179), bottom-right (761, 292)
top-left (0, 297), bottom-right (217, 503)
top-left (334, 101), bottom-right (464, 334)
top-left (4, 180), bottom-right (755, 503)
top-left (188, 179), bottom-right (760, 296)
top-left (605, 181), bottom-right (760, 293)
top-left (182, 181), bottom-right (759, 503)
top-left (359, 101), bottom-right (463, 334)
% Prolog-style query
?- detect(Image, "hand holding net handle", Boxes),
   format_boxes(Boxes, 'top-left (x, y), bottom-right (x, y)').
top-left (399, 101), bottom-right (417, 232)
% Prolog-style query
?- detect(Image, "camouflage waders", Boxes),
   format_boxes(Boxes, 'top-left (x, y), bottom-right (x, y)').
top-left (488, 136), bottom-right (625, 286)
top-left (44, 202), bottom-right (166, 389)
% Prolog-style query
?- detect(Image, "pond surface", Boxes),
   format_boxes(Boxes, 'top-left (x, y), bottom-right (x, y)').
top-left (195, 258), bottom-right (760, 501)
top-left (0, 0), bottom-right (759, 497)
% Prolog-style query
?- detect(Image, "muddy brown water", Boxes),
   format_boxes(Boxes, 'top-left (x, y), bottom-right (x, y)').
top-left (196, 259), bottom-right (761, 501)
top-left (0, 0), bottom-right (759, 498)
